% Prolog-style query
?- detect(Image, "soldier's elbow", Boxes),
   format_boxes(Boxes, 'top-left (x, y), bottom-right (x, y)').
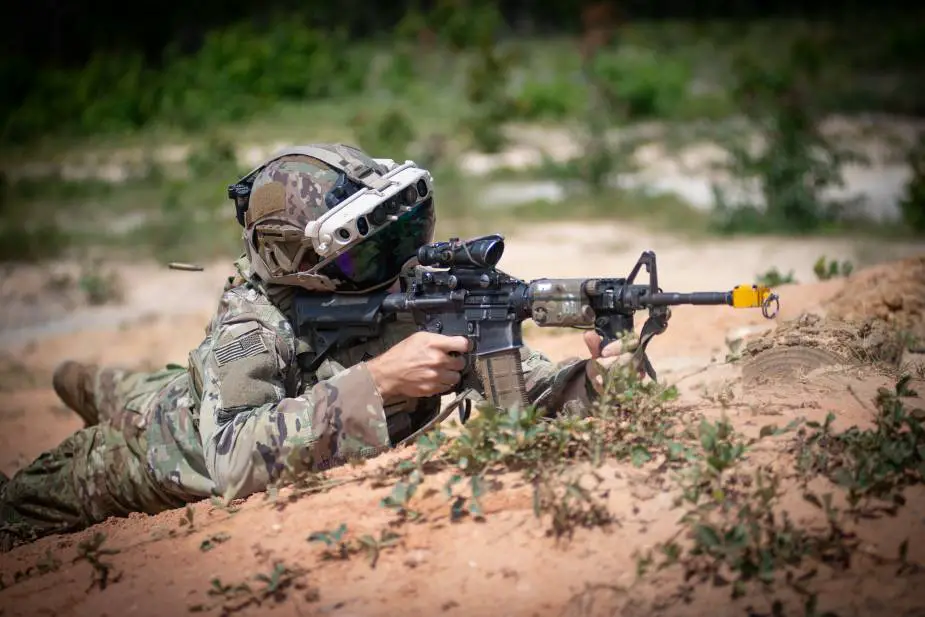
top-left (206, 439), bottom-right (262, 500)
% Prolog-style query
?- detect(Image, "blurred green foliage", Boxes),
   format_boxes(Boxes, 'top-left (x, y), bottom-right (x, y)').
top-left (899, 136), bottom-right (925, 233)
top-left (709, 37), bottom-right (871, 234)
top-left (6, 10), bottom-right (923, 148)
top-left (2, 20), bottom-right (367, 143)
top-left (1, 6), bottom-right (924, 265)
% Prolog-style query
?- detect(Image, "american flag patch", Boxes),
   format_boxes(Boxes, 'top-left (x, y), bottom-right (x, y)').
top-left (214, 331), bottom-right (269, 367)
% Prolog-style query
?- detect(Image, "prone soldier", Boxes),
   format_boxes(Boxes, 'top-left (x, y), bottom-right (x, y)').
top-left (0, 144), bottom-right (642, 551)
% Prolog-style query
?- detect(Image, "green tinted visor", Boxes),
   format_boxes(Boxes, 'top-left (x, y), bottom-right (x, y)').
top-left (315, 198), bottom-right (435, 292)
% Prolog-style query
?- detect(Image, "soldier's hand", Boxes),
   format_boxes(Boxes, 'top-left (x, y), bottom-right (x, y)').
top-left (366, 332), bottom-right (470, 400)
top-left (582, 330), bottom-right (644, 394)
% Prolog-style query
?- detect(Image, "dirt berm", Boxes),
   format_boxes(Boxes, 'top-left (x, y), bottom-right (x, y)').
top-left (825, 254), bottom-right (925, 347)
top-left (2, 251), bottom-right (925, 617)
top-left (740, 254), bottom-right (925, 384)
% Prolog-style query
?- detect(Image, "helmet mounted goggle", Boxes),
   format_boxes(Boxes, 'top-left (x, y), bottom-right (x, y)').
top-left (227, 145), bottom-right (435, 292)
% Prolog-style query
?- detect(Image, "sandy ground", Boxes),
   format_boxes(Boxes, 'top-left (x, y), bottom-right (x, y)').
top-left (1, 223), bottom-right (925, 617)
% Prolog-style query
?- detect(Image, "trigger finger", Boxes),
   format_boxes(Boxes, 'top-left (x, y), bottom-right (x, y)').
top-left (443, 354), bottom-right (466, 371)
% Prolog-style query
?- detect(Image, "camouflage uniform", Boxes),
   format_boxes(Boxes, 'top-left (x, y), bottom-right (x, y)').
top-left (0, 145), bottom-right (598, 550)
top-left (0, 256), bottom-right (593, 550)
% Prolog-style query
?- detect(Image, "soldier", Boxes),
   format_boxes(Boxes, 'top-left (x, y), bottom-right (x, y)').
top-left (0, 144), bottom-right (641, 551)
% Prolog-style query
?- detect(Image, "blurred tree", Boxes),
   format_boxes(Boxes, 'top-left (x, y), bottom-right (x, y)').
top-left (4, 0), bottom-right (913, 70)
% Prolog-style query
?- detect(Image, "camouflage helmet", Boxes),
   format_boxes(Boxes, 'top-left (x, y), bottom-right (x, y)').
top-left (231, 144), bottom-right (436, 294)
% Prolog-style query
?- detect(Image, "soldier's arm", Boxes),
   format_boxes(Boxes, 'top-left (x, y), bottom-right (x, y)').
top-left (197, 318), bottom-right (390, 501)
top-left (519, 346), bottom-right (594, 415)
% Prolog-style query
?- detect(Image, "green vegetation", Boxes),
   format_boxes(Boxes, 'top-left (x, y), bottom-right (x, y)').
top-left (813, 255), bottom-right (853, 281)
top-left (899, 136), bottom-right (925, 233)
top-left (308, 523), bottom-right (401, 568)
top-left (275, 351), bottom-right (925, 613)
top-left (2, 9), bottom-right (924, 264)
top-left (756, 267), bottom-right (797, 287)
top-left (5, 15), bottom-right (923, 148)
top-left (73, 532), bottom-right (122, 591)
top-left (188, 561), bottom-right (311, 614)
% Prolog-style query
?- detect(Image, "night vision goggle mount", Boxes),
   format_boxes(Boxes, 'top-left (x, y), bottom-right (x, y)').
top-left (227, 144), bottom-right (433, 261)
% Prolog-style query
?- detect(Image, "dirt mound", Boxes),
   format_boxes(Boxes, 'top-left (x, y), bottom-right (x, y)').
top-left (5, 232), bottom-right (925, 617)
top-left (825, 254), bottom-right (925, 346)
top-left (741, 312), bottom-right (905, 383)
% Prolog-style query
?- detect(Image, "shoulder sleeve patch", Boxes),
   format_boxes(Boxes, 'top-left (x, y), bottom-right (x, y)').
top-left (214, 323), bottom-right (269, 367)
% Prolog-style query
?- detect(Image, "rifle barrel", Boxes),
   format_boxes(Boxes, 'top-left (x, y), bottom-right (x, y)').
top-left (644, 291), bottom-right (732, 306)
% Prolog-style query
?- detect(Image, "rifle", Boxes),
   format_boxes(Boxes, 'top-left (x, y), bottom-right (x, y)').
top-left (292, 234), bottom-right (780, 414)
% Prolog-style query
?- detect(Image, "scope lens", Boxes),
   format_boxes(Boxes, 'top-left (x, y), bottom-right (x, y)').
top-left (416, 179), bottom-right (428, 198)
top-left (337, 228), bottom-right (351, 241)
top-left (356, 216), bottom-right (369, 236)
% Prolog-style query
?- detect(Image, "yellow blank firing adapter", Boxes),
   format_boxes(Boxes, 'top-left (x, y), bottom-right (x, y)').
top-left (305, 162), bottom-right (433, 260)
top-left (731, 284), bottom-right (780, 319)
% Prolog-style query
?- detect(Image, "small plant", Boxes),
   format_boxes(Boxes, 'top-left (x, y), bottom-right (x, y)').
top-left (635, 416), bottom-right (862, 610)
top-left (813, 255), bottom-right (854, 281)
top-left (756, 267), bottom-right (796, 287)
top-left (307, 523), bottom-right (352, 560)
top-left (190, 561), bottom-right (310, 615)
top-left (398, 359), bottom-right (684, 539)
top-left (307, 523), bottom-right (401, 569)
top-left (2, 549), bottom-right (62, 589)
top-left (79, 261), bottom-right (124, 306)
top-left (199, 532), bottom-right (231, 552)
top-left (177, 504), bottom-right (196, 532)
top-left (73, 532), bottom-right (121, 591)
top-left (532, 469), bottom-right (613, 542)
top-left (209, 495), bottom-right (241, 515)
top-left (795, 375), bottom-right (925, 512)
top-left (380, 472), bottom-right (427, 522)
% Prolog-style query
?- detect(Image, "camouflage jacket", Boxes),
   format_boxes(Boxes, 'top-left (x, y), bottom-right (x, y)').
top-left (144, 258), bottom-right (593, 503)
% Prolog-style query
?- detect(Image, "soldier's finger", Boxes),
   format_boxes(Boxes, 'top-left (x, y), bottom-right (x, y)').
top-left (583, 330), bottom-right (603, 359)
top-left (438, 354), bottom-right (466, 372)
top-left (435, 369), bottom-right (462, 387)
top-left (430, 335), bottom-right (471, 354)
top-left (600, 340), bottom-right (633, 358)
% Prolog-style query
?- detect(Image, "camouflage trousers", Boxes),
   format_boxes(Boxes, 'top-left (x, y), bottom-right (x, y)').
top-left (0, 367), bottom-right (187, 551)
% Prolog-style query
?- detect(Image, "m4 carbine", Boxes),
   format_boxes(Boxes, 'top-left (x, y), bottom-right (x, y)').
top-left (293, 234), bottom-right (779, 414)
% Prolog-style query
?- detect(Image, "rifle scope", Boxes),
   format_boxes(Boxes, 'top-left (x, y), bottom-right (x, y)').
top-left (417, 234), bottom-right (505, 269)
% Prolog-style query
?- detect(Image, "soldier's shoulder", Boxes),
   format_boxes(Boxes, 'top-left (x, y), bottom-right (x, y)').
top-left (216, 285), bottom-right (290, 332)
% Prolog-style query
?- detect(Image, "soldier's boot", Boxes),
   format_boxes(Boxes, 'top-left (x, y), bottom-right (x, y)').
top-left (52, 361), bottom-right (102, 427)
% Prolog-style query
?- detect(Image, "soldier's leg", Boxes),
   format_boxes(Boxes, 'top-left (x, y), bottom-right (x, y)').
top-left (53, 362), bottom-right (185, 428)
top-left (0, 422), bottom-right (186, 552)
top-left (52, 361), bottom-right (143, 427)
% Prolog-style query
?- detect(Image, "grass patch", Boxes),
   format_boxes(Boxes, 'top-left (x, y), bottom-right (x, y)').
top-left (0, 169), bottom-right (243, 264)
top-left (1, 156), bottom-right (716, 264)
